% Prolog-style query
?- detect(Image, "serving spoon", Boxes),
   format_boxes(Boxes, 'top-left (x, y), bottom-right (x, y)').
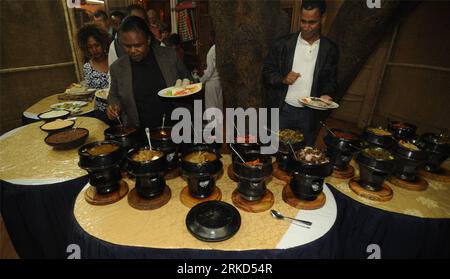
top-left (161, 114), bottom-right (167, 136)
top-left (116, 115), bottom-right (123, 127)
top-left (229, 143), bottom-right (246, 163)
top-left (319, 121), bottom-right (337, 137)
top-left (288, 142), bottom-right (299, 160)
top-left (145, 127), bottom-right (152, 150)
top-left (270, 209), bottom-right (312, 227)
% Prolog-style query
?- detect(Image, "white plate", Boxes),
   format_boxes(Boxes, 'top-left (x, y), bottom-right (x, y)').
top-left (299, 97), bottom-right (339, 110)
top-left (68, 88), bottom-right (96, 96)
top-left (50, 101), bottom-right (88, 113)
top-left (95, 89), bottom-right (109, 100)
top-left (157, 83), bottom-right (202, 98)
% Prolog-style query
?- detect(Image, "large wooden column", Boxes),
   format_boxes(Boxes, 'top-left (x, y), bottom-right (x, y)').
top-left (209, 0), bottom-right (290, 108)
top-left (327, 0), bottom-right (421, 102)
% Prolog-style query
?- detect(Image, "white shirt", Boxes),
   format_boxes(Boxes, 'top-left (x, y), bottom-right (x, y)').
top-left (200, 45), bottom-right (220, 83)
top-left (284, 34), bottom-right (320, 107)
top-left (108, 40), bottom-right (118, 67)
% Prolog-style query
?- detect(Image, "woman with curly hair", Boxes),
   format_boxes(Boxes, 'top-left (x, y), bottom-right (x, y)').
top-left (77, 23), bottom-right (111, 89)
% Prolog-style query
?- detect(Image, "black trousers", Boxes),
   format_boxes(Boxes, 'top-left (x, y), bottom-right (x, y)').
top-left (279, 103), bottom-right (318, 146)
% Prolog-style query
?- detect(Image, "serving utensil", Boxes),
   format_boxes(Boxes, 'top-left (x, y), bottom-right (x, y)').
top-left (288, 142), bottom-right (298, 160)
top-left (270, 209), bottom-right (312, 227)
top-left (72, 119), bottom-right (83, 130)
top-left (263, 126), bottom-right (278, 136)
top-left (116, 115), bottom-right (123, 127)
top-left (229, 143), bottom-right (246, 163)
top-left (161, 114), bottom-right (167, 135)
top-left (234, 123), bottom-right (242, 137)
top-left (145, 127), bottom-right (152, 150)
top-left (320, 121), bottom-right (337, 137)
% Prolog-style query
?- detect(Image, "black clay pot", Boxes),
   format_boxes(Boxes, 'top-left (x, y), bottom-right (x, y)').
top-left (78, 141), bottom-right (124, 195)
top-left (276, 151), bottom-right (294, 172)
top-left (362, 127), bottom-right (396, 150)
top-left (388, 121), bottom-right (417, 141)
top-left (127, 147), bottom-right (167, 199)
top-left (356, 147), bottom-right (395, 191)
top-left (104, 126), bottom-right (139, 150)
top-left (104, 126), bottom-right (139, 171)
top-left (324, 129), bottom-right (361, 170)
top-left (278, 130), bottom-right (305, 153)
top-left (230, 135), bottom-right (260, 162)
top-left (392, 140), bottom-right (427, 181)
top-left (419, 133), bottom-right (450, 173)
top-left (181, 145), bottom-right (223, 199)
top-left (180, 130), bottom-right (223, 159)
top-left (150, 126), bottom-right (179, 170)
top-left (277, 130), bottom-right (305, 172)
top-left (233, 150), bottom-right (273, 201)
top-left (290, 154), bottom-right (332, 201)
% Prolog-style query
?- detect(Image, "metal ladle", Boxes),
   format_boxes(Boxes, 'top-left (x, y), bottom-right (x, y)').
top-left (319, 121), bottom-right (337, 137)
top-left (145, 127), bottom-right (152, 150)
top-left (161, 114), bottom-right (167, 136)
top-left (270, 209), bottom-right (312, 227)
top-left (288, 142), bottom-right (299, 160)
top-left (116, 115), bottom-right (123, 127)
top-left (229, 143), bottom-right (246, 163)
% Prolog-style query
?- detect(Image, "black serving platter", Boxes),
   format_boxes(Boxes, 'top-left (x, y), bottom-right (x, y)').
top-left (186, 201), bottom-right (241, 242)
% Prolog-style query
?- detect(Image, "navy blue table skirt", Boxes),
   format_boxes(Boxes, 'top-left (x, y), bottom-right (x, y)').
top-left (0, 176), bottom-right (88, 258)
top-left (70, 186), bottom-right (450, 259)
top-left (2, 176), bottom-right (449, 258)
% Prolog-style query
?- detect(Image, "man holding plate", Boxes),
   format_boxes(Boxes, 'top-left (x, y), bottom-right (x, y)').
top-left (263, 0), bottom-right (339, 146)
top-left (107, 16), bottom-right (191, 128)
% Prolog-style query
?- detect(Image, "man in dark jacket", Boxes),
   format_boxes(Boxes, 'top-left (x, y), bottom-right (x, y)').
top-left (262, 0), bottom-right (339, 145)
top-left (107, 16), bottom-right (191, 128)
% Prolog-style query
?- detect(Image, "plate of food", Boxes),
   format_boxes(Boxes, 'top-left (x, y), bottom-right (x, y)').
top-left (65, 83), bottom-right (95, 95)
top-left (158, 82), bottom-right (202, 98)
top-left (299, 97), bottom-right (339, 110)
top-left (50, 101), bottom-right (88, 113)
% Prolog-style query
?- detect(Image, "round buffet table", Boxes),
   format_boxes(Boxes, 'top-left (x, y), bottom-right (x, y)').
top-left (72, 158), bottom-right (450, 258)
top-left (72, 155), bottom-right (338, 258)
top-left (0, 117), bottom-right (108, 258)
top-left (326, 160), bottom-right (450, 258)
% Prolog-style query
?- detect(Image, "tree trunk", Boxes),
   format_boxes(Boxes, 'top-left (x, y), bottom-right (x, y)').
top-left (328, 0), bottom-right (421, 101)
top-left (210, 0), bottom-right (290, 108)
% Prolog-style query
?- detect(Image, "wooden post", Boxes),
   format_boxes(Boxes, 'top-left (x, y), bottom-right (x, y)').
top-left (327, 0), bottom-right (421, 103)
top-left (209, 0), bottom-right (290, 108)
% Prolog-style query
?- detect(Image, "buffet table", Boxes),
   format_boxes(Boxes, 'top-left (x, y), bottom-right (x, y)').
top-left (326, 160), bottom-right (450, 258)
top-left (72, 157), bottom-right (450, 259)
top-left (0, 117), bottom-right (108, 258)
top-left (71, 155), bottom-right (338, 258)
top-left (1, 118), bottom-right (449, 258)
top-left (22, 93), bottom-right (95, 124)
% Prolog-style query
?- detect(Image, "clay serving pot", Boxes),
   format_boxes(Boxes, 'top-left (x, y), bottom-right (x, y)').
top-left (150, 126), bottom-right (179, 170)
top-left (355, 147), bottom-right (395, 191)
top-left (289, 148), bottom-right (332, 201)
top-left (233, 150), bottom-right (273, 201)
top-left (181, 145), bottom-right (223, 199)
top-left (419, 133), bottom-right (450, 173)
top-left (78, 141), bottom-right (123, 195)
top-left (127, 147), bottom-right (167, 198)
top-left (392, 139), bottom-right (428, 181)
top-left (388, 121), bottom-right (417, 141)
top-left (362, 126), bottom-right (396, 150)
top-left (324, 129), bottom-right (361, 170)
top-left (276, 129), bottom-right (305, 172)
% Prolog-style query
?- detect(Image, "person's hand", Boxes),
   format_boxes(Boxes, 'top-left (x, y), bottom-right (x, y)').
top-left (282, 72), bottom-right (301, 85)
top-left (106, 104), bottom-right (121, 120)
top-left (319, 95), bottom-right (333, 105)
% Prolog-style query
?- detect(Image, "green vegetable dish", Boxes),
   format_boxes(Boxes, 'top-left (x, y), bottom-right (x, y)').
top-left (363, 148), bottom-right (394, 160)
